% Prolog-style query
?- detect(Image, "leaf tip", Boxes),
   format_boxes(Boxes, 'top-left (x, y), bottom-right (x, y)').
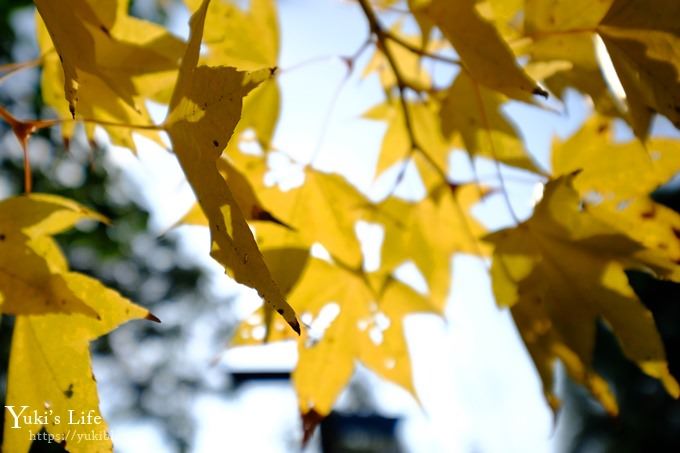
top-left (291, 318), bottom-right (301, 335)
top-left (145, 312), bottom-right (162, 323)
top-left (301, 409), bottom-right (324, 447)
top-left (532, 86), bottom-right (549, 99)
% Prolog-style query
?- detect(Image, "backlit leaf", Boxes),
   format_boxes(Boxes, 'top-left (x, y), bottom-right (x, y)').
top-left (3, 273), bottom-right (153, 453)
top-left (163, 0), bottom-right (300, 334)
top-left (291, 259), bottom-right (435, 419)
top-left (426, 0), bottom-right (545, 100)
top-left (487, 177), bottom-right (679, 412)
top-left (440, 71), bottom-right (543, 173)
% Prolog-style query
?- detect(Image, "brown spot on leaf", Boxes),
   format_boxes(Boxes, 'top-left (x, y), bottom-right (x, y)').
top-left (64, 383), bottom-right (74, 398)
top-left (641, 208), bottom-right (656, 219)
top-left (0, 233), bottom-right (5, 241)
top-left (672, 228), bottom-right (680, 240)
top-left (276, 308), bottom-right (284, 315)
top-left (99, 25), bottom-right (110, 36)
top-left (212, 140), bottom-right (219, 147)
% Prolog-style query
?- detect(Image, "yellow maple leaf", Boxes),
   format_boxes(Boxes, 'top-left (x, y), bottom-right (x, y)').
top-left (0, 194), bottom-right (109, 318)
top-left (177, 158), bottom-right (289, 228)
top-left (185, 0), bottom-right (278, 70)
top-left (3, 273), bottom-right (153, 453)
top-left (369, 183), bottom-right (489, 311)
top-left (229, 154), bottom-right (368, 269)
top-left (486, 177), bottom-right (679, 413)
top-left (35, 0), bottom-right (183, 119)
top-left (163, 0), bottom-right (299, 334)
top-left (524, 0), bottom-right (680, 137)
top-left (184, 0), bottom-right (281, 152)
top-left (0, 194), bottom-right (155, 452)
top-left (425, 0), bottom-right (545, 100)
top-left (291, 259), bottom-right (435, 417)
top-left (440, 71), bottom-right (544, 174)
top-left (552, 116), bottom-right (680, 269)
top-left (364, 99), bottom-right (453, 180)
top-left (598, 0), bottom-right (680, 136)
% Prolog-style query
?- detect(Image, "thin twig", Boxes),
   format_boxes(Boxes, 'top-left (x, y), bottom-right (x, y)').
top-left (53, 117), bottom-right (163, 131)
top-left (383, 30), bottom-right (461, 66)
top-left (0, 56), bottom-right (43, 74)
top-left (277, 55), bottom-right (342, 76)
top-left (357, 0), bottom-right (424, 185)
top-left (308, 39), bottom-right (372, 166)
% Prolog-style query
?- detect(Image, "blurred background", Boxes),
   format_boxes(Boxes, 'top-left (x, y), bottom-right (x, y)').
top-left (0, 1), bottom-right (679, 452)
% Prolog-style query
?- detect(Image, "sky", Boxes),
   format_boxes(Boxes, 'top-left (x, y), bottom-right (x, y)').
top-left (90, 0), bottom-right (620, 452)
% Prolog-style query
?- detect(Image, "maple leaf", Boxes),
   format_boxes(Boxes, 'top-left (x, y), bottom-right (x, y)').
top-left (366, 183), bottom-right (490, 312)
top-left (486, 177), bottom-right (680, 413)
top-left (523, 0), bottom-right (623, 117)
top-left (185, 0), bottom-right (279, 70)
top-left (163, 0), bottom-right (299, 334)
top-left (35, 14), bottom-right (179, 152)
top-left (479, 0), bottom-right (524, 41)
top-left (185, 0), bottom-right (282, 152)
top-left (35, 0), bottom-right (183, 119)
top-left (424, 0), bottom-right (546, 101)
top-left (439, 71), bottom-right (544, 174)
top-left (363, 100), bottom-right (452, 180)
top-left (598, 0), bottom-right (680, 135)
top-left (3, 274), bottom-right (154, 453)
top-left (232, 244), bottom-right (311, 346)
top-left (0, 194), bottom-right (109, 318)
top-left (178, 158), bottom-right (289, 228)
top-left (6, 0), bottom-right (680, 446)
top-left (231, 256), bottom-right (436, 439)
top-left (229, 153), bottom-right (368, 270)
top-left (552, 115), bottom-right (680, 270)
top-left (0, 194), bottom-right (157, 452)
top-left (289, 259), bottom-right (436, 435)
top-left (524, 0), bottom-right (680, 137)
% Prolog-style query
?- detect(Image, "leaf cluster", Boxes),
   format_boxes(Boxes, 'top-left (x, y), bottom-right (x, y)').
top-left (0, 0), bottom-right (679, 449)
